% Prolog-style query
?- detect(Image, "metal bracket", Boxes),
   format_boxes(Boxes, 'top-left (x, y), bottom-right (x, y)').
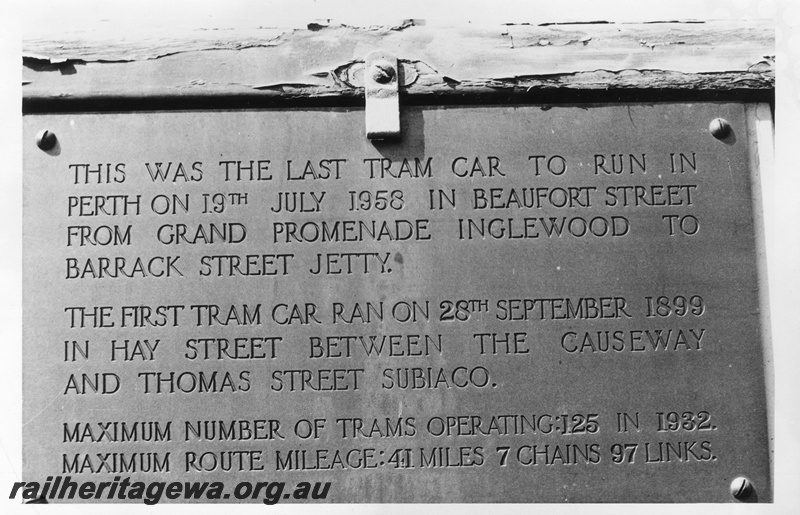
top-left (364, 51), bottom-right (400, 140)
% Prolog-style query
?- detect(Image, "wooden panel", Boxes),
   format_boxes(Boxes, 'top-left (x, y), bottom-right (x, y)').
top-left (23, 20), bottom-right (774, 109)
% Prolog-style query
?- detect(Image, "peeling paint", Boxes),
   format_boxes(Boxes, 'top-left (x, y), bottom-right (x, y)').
top-left (747, 61), bottom-right (774, 73)
top-left (636, 20), bottom-right (706, 24)
top-left (252, 83), bottom-right (323, 91)
top-left (536, 21), bottom-right (611, 26)
top-left (21, 19), bottom-right (774, 106)
top-left (23, 28), bottom-right (292, 62)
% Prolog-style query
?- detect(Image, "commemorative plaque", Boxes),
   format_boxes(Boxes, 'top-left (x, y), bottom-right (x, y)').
top-left (22, 103), bottom-right (771, 503)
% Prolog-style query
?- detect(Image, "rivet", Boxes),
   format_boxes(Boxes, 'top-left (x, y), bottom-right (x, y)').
top-left (36, 129), bottom-right (57, 151)
top-left (709, 118), bottom-right (731, 139)
top-left (730, 477), bottom-right (753, 500)
top-left (370, 61), bottom-right (396, 84)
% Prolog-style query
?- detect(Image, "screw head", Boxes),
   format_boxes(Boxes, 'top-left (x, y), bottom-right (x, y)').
top-left (709, 118), bottom-right (732, 139)
top-left (730, 477), bottom-right (753, 500)
top-left (36, 129), bottom-right (57, 151)
top-left (370, 61), bottom-right (396, 84)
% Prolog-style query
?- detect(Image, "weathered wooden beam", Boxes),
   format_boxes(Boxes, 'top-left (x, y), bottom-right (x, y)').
top-left (22, 19), bottom-right (773, 112)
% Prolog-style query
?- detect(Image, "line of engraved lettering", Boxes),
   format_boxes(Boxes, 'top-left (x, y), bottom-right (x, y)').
top-left (529, 155), bottom-right (567, 176)
top-left (145, 162), bottom-right (202, 182)
top-left (495, 297), bottom-right (632, 321)
top-left (202, 192), bottom-right (248, 213)
top-left (425, 414), bottom-right (599, 436)
top-left (62, 453), bottom-right (170, 474)
top-left (275, 448), bottom-right (382, 470)
top-left (418, 446), bottom-right (485, 468)
top-left (309, 334), bottom-right (443, 358)
top-left (157, 223), bottom-right (247, 245)
top-left (64, 340), bottom-right (89, 361)
top-left (429, 188), bottom-right (456, 210)
top-left (198, 254), bottom-right (293, 277)
top-left (285, 159), bottom-right (346, 180)
top-left (137, 371), bottom-right (251, 394)
top-left (644, 441), bottom-right (714, 463)
top-left (472, 187), bottom-right (596, 209)
top-left (508, 444), bottom-right (601, 466)
top-left (593, 153), bottom-right (646, 175)
top-left (272, 219), bottom-right (430, 243)
top-left (111, 339), bottom-right (159, 361)
top-left (381, 366), bottom-right (492, 390)
top-left (120, 305), bottom-right (183, 327)
top-left (67, 195), bottom-right (141, 216)
top-left (364, 157), bottom-right (432, 179)
top-left (150, 194), bottom-right (189, 215)
top-left (439, 299), bottom-right (489, 322)
top-left (457, 216), bottom-right (630, 239)
top-left (645, 295), bottom-right (705, 317)
top-left (184, 420), bottom-right (284, 441)
top-left (219, 160), bottom-right (272, 181)
top-left (669, 152), bottom-right (698, 174)
top-left (67, 225), bottom-right (132, 247)
top-left (63, 422), bottom-right (172, 443)
top-left (560, 328), bottom-right (706, 353)
top-left (663, 214), bottom-right (700, 236)
top-left (70, 163), bottom-right (126, 184)
top-left (271, 191), bottom-right (326, 213)
top-left (66, 256), bottom-right (183, 279)
top-left (473, 332), bottom-right (529, 355)
top-left (655, 411), bottom-right (714, 432)
top-left (184, 337), bottom-right (281, 360)
top-left (452, 157), bottom-right (502, 177)
top-left (336, 417), bottom-right (416, 438)
top-left (309, 252), bottom-right (392, 275)
top-left (64, 373), bottom-right (120, 395)
top-left (347, 190), bottom-right (404, 212)
top-left (270, 369), bottom-right (363, 392)
top-left (65, 306), bottom-right (114, 328)
top-left (196, 301), bottom-right (292, 327)
top-left (332, 300), bottom-right (428, 323)
top-left (604, 184), bottom-right (696, 207)
top-left (185, 450), bottom-right (264, 472)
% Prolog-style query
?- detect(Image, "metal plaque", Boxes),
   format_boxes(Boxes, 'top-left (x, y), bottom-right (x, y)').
top-left (23, 103), bottom-right (771, 503)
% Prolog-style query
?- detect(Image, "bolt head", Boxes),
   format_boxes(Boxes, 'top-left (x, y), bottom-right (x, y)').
top-left (709, 118), bottom-right (732, 139)
top-left (730, 477), bottom-right (753, 500)
top-left (36, 129), bottom-right (57, 151)
top-left (370, 61), bottom-right (396, 84)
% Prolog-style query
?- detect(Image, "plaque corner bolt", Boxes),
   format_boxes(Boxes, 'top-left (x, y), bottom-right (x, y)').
top-left (709, 118), bottom-right (732, 140)
top-left (730, 476), bottom-right (753, 501)
top-left (36, 129), bottom-right (57, 151)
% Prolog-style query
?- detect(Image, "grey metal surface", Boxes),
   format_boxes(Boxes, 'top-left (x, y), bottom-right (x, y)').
top-left (23, 103), bottom-right (770, 502)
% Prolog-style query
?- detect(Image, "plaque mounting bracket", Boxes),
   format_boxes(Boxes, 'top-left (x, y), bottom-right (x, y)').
top-left (364, 51), bottom-right (400, 140)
